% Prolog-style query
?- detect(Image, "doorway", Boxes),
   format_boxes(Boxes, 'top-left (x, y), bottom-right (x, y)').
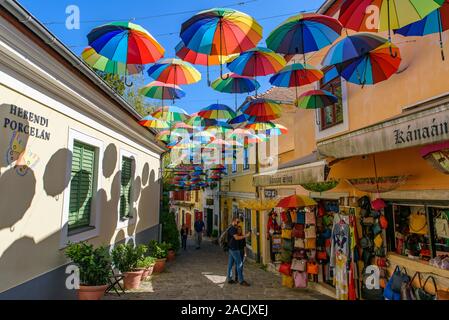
top-left (206, 208), bottom-right (213, 236)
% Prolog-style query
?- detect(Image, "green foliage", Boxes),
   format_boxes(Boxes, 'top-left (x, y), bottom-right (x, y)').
top-left (65, 242), bottom-right (112, 286)
top-left (96, 71), bottom-right (125, 96)
top-left (136, 256), bottom-right (156, 268)
top-left (111, 243), bottom-right (147, 272)
top-left (211, 230), bottom-right (219, 238)
top-left (161, 209), bottom-right (180, 252)
top-left (148, 240), bottom-right (168, 259)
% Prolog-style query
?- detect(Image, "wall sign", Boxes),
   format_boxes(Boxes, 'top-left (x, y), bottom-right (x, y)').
top-left (3, 105), bottom-right (51, 141)
top-left (264, 189), bottom-right (278, 198)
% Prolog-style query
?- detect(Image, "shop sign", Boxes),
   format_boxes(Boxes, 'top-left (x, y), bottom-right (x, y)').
top-left (206, 198), bottom-right (214, 206)
top-left (3, 105), bottom-right (51, 141)
top-left (318, 104), bottom-right (449, 159)
top-left (264, 189), bottom-right (277, 198)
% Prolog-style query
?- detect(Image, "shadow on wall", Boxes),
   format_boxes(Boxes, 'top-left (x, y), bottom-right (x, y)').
top-left (103, 143), bottom-right (117, 178)
top-left (43, 148), bottom-right (72, 198)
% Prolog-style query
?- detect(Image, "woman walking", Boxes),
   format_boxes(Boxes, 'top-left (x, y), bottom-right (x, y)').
top-left (180, 224), bottom-right (189, 250)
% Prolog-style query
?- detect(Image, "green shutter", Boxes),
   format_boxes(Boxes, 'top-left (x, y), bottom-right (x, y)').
top-left (120, 157), bottom-right (133, 219)
top-left (68, 141), bottom-right (96, 231)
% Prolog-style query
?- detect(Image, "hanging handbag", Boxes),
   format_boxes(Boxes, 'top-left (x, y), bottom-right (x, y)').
top-left (391, 266), bottom-right (410, 293)
top-left (401, 271), bottom-right (420, 301)
top-left (282, 274), bottom-right (294, 288)
top-left (290, 210), bottom-right (297, 223)
top-left (281, 229), bottom-right (292, 239)
top-left (415, 275), bottom-right (438, 300)
top-left (280, 249), bottom-right (292, 263)
top-left (292, 224), bottom-right (305, 238)
top-left (282, 238), bottom-right (293, 251)
top-left (296, 210), bottom-right (306, 224)
top-left (374, 234), bottom-right (383, 248)
top-left (372, 222), bottom-right (382, 235)
top-left (409, 211), bottom-right (428, 235)
top-left (291, 258), bottom-right (307, 272)
top-left (306, 261), bottom-right (319, 275)
top-left (435, 211), bottom-right (449, 239)
top-left (305, 225), bottom-right (316, 238)
top-left (317, 250), bottom-right (328, 261)
top-left (305, 238), bottom-right (316, 249)
top-left (322, 228), bottom-right (332, 239)
top-left (383, 274), bottom-right (401, 300)
top-left (361, 237), bottom-right (372, 249)
top-left (362, 216), bottom-right (375, 225)
top-left (278, 262), bottom-right (292, 276)
top-left (371, 198), bottom-right (386, 211)
top-left (294, 238), bottom-right (305, 249)
top-left (293, 249), bottom-right (307, 259)
top-left (379, 215), bottom-right (388, 229)
top-left (322, 214), bottom-right (333, 227)
top-left (293, 271), bottom-right (308, 288)
top-left (305, 211), bottom-right (316, 225)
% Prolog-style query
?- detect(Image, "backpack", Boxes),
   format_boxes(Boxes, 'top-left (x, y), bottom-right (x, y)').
top-left (219, 225), bottom-right (232, 251)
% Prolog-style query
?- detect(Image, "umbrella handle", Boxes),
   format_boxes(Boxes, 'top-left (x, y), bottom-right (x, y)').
top-left (389, 45), bottom-right (397, 58)
top-left (125, 77), bottom-right (133, 87)
top-left (220, 71), bottom-right (230, 80)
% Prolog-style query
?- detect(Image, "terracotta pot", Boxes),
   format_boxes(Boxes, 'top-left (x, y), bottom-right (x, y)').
top-left (167, 250), bottom-right (176, 262)
top-left (123, 270), bottom-right (144, 290)
top-left (77, 284), bottom-right (108, 300)
top-left (139, 265), bottom-right (154, 281)
top-left (153, 258), bottom-right (166, 273)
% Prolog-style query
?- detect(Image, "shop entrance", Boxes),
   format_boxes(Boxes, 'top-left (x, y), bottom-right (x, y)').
top-left (206, 208), bottom-right (213, 236)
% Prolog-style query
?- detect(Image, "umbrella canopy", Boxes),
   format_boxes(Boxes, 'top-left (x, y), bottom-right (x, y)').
top-left (266, 13), bottom-right (342, 58)
top-left (87, 21), bottom-right (164, 65)
top-left (296, 90), bottom-right (338, 109)
top-left (175, 41), bottom-right (233, 66)
top-left (270, 63), bottom-right (324, 87)
top-left (155, 130), bottom-right (172, 142)
top-left (180, 8), bottom-right (263, 77)
top-left (211, 73), bottom-right (260, 93)
top-left (152, 106), bottom-right (189, 122)
top-left (147, 58), bottom-right (201, 85)
top-left (395, 0), bottom-right (449, 60)
top-left (82, 46), bottom-right (144, 75)
top-left (266, 123), bottom-right (289, 136)
top-left (245, 121), bottom-right (276, 131)
top-left (139, 81), bottom-right (185, 102)
top-left (227, 47), bottom-right (286, 77)
top-left (198, 104), bottom-right (237, 120)
top-left (229, 113), bottom-right (252, 125)
top-left (241, 98), bottom-right (282, 121)
top-left (138, 115), bottom-right (170, 129)
top-left (276, 194), bottom-right (317, 208)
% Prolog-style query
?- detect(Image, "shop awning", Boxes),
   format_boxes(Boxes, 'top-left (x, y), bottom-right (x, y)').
top-left (253, 152), bottom-right (328, 187)
top-left (317, 96), bottom-right (449, 159)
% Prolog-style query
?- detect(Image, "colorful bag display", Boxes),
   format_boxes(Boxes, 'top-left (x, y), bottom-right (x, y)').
top-left (296, 211), bottom-right (306, 224)
top-left (372, 222), bottom-right (382, 235)
top-left (280, 249), bottom-right (292, 263)
top-left (391, 266), bottom-right (410, 293)
top-left (305, 225), bottom-right (316, 238)
top-left (435, 211), bottom-right (449, 239)
top-left (293, 249), bottom-right (307, 259)
top-left (305, 211), bottom-right (316, 225)
top-left (278, 262), bottom-right (292, 276)
top-left (292, 224), bottom-right (305, 238)
top-left (290, 210), bottom-right (297, 223)
top-left (293, 271), bottom-right (308, 288)
top-left (409, 211), bottom-right (428, 235)
top-left (383, 274), bottom-right (401, 300)
top-left (282, 239), bottom-right (293, 251)
top-left (317, 251), bottom-right (328, 261)
top-left (415, 275), bottom-right (437, 300)
top-left (379, 215), bottom-right (388, 229)
top-left (282, 274), bottom-right (294, 288)
top-left (294, 238), bottom-right (305, 249)
top-left (305, 238), bottom-right (316, 249)
top-left (291, 258), bottom-right (307, 272)
top-left (281, 228), bottom-right (292, 239)
top-left (306, 261), bottom-right (319, 275)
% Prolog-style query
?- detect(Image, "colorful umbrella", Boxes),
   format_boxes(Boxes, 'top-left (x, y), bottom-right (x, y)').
top-left (395, 0), bottom-right (449, 60)
top-left (241, 98), bottom-right (282, 121)
top-left (266, 13), bottom-right (342, 63)
top-left (147, 58), bottom-right (201, 92)
top-left (269, 63), bottom-right (324, 100)
top-left (138, 115), bottom-right (170, 129)
top-left (180, 8), bottom-right (263, 78)
top-left (276, 194), bottom-right (317, 208)
top-left (139, 81), bottom-right (185, 104)
top-left (82, 46), bottom-right (144, 76)
top-left (266, 124), bottom-right (289, 136)
top-left (211, 73), bottom-right (260, 108)
top-left (155, 130), bottom-right (172, 142)
top-left (87, 21), bottom-right (164, 85)
top-left (296, 90), bottom-right (338, 109)
top-left (338, 0), bottom-right (443, 56)
top-left (152, 106), bottom-right (189, 122)
top-left (245, 121), bottom-right (276, 131)
top-left (229, 113), bottom-right (251, 125)
top-left (198, 104), bottom-right (237, 121)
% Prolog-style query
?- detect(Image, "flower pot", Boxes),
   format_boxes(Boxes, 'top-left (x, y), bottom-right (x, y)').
top-left (77, 284), bottom-right (108, 300)
top-left (167, 250), bottom-right (176, 262)
top-left (153, 258), bottom-right (166, 273)
top-left (139, 265), bottom-right (154, 281)
top-left (123, 270), bottom-right (144, 290)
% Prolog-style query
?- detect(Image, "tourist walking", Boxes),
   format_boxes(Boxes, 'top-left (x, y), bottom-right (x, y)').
top-left (227, 217), bottom-right (251, 286)
top-left (180, 224), bottom-right (188, 250)
top-left (234, 226), bottom-right (246, 282)
top-left (194, 217), bottom-right (205, 249)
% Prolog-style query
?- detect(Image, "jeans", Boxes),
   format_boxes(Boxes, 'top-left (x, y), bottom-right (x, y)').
top-left (234, 249), bottom-right (245, 280)
top-left (227, 249), bottom-right (244, 283)
top-left (181, 236), bottom-right (187, 250)
top-left (195, 232), bottom-right (202, 247)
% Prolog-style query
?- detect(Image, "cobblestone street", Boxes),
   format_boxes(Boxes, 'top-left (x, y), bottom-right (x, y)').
top-left (105, 238), bottom-right (331, 300)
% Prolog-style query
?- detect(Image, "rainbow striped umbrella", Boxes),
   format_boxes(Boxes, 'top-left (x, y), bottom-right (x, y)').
top-left (266, 13), bottom-right (342, 61)
top-left (229, 113), bottom-right (251, 125)
top-left (82, 47), bottom-right (143, 76)
top-left (241, 98), bottom-right (282, 121)
top-left (152, 106), bottom-right (189, 122)
top-left (180, 8), bottom-right (263, 78)
top-left (139, 81), bottom-right (185, 102)
top-left (266, 123), bottom-right (289, 136)
top-left (198, 104), bottom-right (237, 121)
top-left (147, 58), bottom-right (201, 86)
top-left (138, 115), bottom-right (170, 129)
top-left (155, 130), bottom-right (172, 142)
top-left (245, 121), bottom-right (276, 131)
top-left (339, 0), bottom-right (442, 56)
top-left (296, 90), bottom-right (338, 109)
top-left (211, 73), bottom-right (260, 108)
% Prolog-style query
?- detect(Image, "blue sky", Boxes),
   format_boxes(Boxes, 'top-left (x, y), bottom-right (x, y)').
top-left (18, 0), bottom-right (325, 114)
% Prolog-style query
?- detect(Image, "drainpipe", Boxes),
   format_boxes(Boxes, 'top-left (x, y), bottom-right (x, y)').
top-left (255, 143), bottom-right (261, 263)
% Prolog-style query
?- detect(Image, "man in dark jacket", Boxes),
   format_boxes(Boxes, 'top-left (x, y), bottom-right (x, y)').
top-left (194, 217), bottom-right (205, 249)
top-left (227, 217), bottom-right (251, 286)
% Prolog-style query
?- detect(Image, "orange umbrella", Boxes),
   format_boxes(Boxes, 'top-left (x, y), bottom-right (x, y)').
top-left (276, 195), bottom-right (317, 208)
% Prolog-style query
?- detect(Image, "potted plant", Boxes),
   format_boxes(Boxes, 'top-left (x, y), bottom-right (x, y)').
top-left (161, 210), bottom-right (180, 258)
top-left (148, 240), bottom-right (168, 273)
top-left (65, 242), bottom-right (111, 300)
top-left (111, 244), bottom-right (147, 290)
top-left (136, 256), bottom-right (156, 281)
top-left (166, 242), bottom-right (176, 262)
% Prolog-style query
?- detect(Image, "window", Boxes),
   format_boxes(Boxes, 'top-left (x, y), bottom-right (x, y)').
top-left (68, 140), bottom-right (97, 232)
top-left (245, 208), bottom-right (252, 246)
top-left (119, 156), bottom-right (134, 219)
top-left (243, 146), bottom-right (249, 170)
top-left (320, 66), bottom-right (343, 131)
top-left (232, 150), bottom-right (237, 173)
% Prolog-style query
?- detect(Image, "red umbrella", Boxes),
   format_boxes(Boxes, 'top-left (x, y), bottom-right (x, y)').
top-left (276, 195), bottom-right (317, 208)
